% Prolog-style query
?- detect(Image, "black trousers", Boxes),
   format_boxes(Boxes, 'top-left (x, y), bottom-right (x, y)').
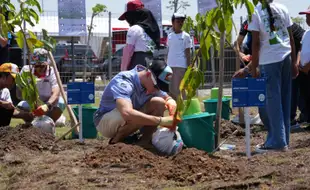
top-left (128, 52), bottom-right (153, 70)
top-left (0, 107), bottom-right (14, 127)
top-left (298, 72), bottom-right (310, 122)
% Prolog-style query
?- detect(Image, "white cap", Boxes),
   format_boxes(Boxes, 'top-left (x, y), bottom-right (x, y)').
top-left (172, 12), bottom-right (186, 19)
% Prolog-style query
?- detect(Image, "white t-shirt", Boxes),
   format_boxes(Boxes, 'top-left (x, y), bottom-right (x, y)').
top-left (300, 30), bottom-right (310, 67)
top-left (0, 88), bottom-right (12, 103)
top-left (167, 31), bottom-right (191, 68)
top-left (126, 25), bottom-right (155, 53)
top-left (248, 2), bottom-right (293, 65)
top-left (20, 65), bottom-right (58, 102)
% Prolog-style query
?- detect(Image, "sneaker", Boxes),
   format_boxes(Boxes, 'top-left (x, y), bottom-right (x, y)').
top-left (255, 144), bottom-right (288, 154)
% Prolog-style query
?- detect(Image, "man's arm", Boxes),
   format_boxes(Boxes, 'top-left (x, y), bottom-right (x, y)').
top-left (288, 26), bottom-right (297, 66)
top-left (47, 86), bottom-right (60, 106)
top-left (116, 98), bottom-right (161, 126)
top-left (12, 108), bottom-right (34, 122)
top-left (234, 35), bottom-right (246, 58)
top-left (250, 31), bottom-right (260, 71)
top-left (185, 48), bottom-right (191, 66)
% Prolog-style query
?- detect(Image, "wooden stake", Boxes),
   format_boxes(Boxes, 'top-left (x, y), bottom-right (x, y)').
top-left (55, 123), bottom-right (80, 143)
top-left (214, 33), bottom-right (225, 148)
top-left (47, 52), bottom-right (79, 135)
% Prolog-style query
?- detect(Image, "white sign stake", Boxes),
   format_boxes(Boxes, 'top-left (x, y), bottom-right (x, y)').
top-left (78, 104), bottom-right (84, 143)
top-left (244, 107), bottom-right (251, 158)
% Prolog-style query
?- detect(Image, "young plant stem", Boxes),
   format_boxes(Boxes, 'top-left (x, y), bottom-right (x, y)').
top-left (172, 28), bottom-right (211, 125)
top-left (83, 13), bottom-right (95, 82)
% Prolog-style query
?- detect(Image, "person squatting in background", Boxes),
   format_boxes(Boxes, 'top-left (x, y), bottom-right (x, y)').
top-left (237, 0), bottom-right (298, 152)
top-left (17, 48), bottom-right (66, 123)
top-left (119, 0), bottom-right (161, 71)
top-left (166, 13), bottom-right (191, 100)
top-left (0, 63), bottom-right (34, 127)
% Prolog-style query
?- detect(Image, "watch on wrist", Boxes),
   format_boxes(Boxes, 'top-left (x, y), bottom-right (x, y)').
top-left (244, 67), bottom-right (250, 74)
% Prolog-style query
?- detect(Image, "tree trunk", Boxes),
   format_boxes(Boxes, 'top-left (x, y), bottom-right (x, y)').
top-left (214, 32), bottom-right (225, 148)
top-left (174, 0), bottom-right (178, 13)
top-left (83, 15), bottom-right (94, 82)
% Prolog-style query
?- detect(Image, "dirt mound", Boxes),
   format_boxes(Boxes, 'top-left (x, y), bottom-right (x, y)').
top-left (85, 143), bottom-right (241, 185)
top-left (220, 120), bottom-right (245, 138)
top-left (0, 124), bottom-right (55, 153)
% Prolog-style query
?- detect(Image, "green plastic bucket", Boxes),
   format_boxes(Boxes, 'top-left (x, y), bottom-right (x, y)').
top-left (183, 98), bottom-right (202, 116)
top-left (211, 88), bottom-right (219, 99)
top-left (72, 106), bottom-right (98, 139)
top-left (178, 112), bottom-right (216, 152)
top-left (203, 98), bottom-right (231, 120)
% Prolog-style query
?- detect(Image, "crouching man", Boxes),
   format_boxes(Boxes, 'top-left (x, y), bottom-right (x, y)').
top-left (0, 63), bottom-right (34, 126)
top-left (17, 48), bottom-right (65, 122)
top-left (94, 59), bottom-right (177, 144)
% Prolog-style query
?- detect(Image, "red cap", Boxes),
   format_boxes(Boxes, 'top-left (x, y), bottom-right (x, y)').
top-left (299, 6), bottom-right (310, 15)
top-left (118, 0), bottom-right (144, 21)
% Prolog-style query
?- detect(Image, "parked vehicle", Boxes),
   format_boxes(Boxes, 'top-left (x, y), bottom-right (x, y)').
top-left (52, 43), bottom-right (104, 83)
top-left (101, 45), bottom-right (168, 79)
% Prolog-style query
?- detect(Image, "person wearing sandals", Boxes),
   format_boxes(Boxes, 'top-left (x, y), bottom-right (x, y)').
top-left (119, 0), bottom-right (161, 71)
top-left (245, 0), bottom-right (298, 152)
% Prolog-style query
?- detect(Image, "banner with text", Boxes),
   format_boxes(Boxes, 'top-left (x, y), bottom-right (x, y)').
top-left (197, 0), bottom-right (218, 15)
top-left (58, 0), bottom-right (87, 36)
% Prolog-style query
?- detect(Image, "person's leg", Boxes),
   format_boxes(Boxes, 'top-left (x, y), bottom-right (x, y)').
top-left (0, 107), bottom-right (14, 127)
top-left (259, 61), bottom-right (287, 149)
top-left (108, 97), bottom-right (166, 144)
top-left (46, 97), bottom-right (65, 122)
top-left (281, 56), bottom-right (292, 146)
top-left (291, 78), bottom-right (298, 122)
top-left (169, 67), bottom-right (186, 100)
top-left (297, 72), bottom-right (309, 122)
top-left (138, 97), bottom-right (166, 143)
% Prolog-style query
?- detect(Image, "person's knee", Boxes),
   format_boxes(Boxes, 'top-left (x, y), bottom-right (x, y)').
top-left (17, 101), bottom-right (30, 111)
top-left (147, 97), bottom-right (166, 116)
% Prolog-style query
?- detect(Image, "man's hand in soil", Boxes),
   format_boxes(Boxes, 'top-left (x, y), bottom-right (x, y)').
top-left (0, 101), bottom-right (15, 110)
top-left (33, 104), bottom-right (49, 116)
top-left (165, 98), bottom-right (177, 116)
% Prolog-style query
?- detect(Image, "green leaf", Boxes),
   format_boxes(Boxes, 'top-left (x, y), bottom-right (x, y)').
top-left (29, 8), bottom-right (39, 23)
top-left (28, 31), bottom-right (37, 39)
top-left (217, 17), bottom-right (225, 33)
top-left (245, 0), bottom-right (255, 21)
top-left (16, 30), bottom-right (24, 49)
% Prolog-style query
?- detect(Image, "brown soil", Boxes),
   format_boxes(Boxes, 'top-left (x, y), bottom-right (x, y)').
top-left (0, 124), bottom-right (55, 155)
top-left (2, 123), bottom-right (310, 189)
top-left (85, 144), bottom-right (240, 185)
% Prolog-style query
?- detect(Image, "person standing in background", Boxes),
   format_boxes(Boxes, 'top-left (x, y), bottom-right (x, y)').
top-left (290, 23), bottom-right (306, 126)
top-left (247, 0), bottom-right (298, 152)
top-left (166, 13), bottom-right (191, 100)
top-left (297, 6), bottom-right (310, 126)
top-left (119, 0), bottom-right (161, 71)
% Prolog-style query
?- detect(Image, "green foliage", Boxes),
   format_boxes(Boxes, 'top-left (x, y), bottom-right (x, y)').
top-left (174, 0), bottom-right (258, 121)
top-left (1, 0), bottom-right (56, 110)
top-left (291, 16), bottom-right (305, 26)
top-left (16, 71), bottom-right (42, 111)
top-left (41, 29), bottom-right (56, 51)
top-left (92, 4), bottom-right (107, 16)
